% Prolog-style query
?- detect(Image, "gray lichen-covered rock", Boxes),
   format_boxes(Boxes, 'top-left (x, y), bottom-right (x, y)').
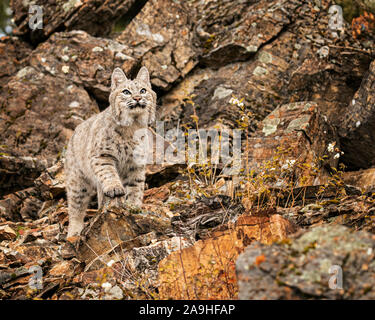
top-left (116, 0), bottom-right (198, 91)
top-left (28, 31), bottom-right (138, 105)
top-left (236, 224), bottom-right (375, 299)
top-left (194, 0), bottom-right (301, 68)
top-left (159, 0), bottom-right (371, 131)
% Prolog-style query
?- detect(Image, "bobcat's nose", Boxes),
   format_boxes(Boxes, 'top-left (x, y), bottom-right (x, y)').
top-left (133, 95), bottom-right (142, 102)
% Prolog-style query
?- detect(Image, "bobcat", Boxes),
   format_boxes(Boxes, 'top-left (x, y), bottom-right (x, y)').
top-left (65, 67), bottom-right (156, 238)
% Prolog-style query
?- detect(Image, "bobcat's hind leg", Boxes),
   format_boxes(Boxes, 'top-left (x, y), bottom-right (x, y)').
top-left (66, 175), bottom-right (93, 238)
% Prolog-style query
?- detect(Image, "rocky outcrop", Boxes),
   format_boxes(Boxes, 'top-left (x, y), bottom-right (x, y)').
top-left (0, 66), bottom-right (99, 161)
top-left (0, 155), bottom-right (50, 197)
top-left (343, 167), bottom-right (375, 192)
top-left (338, 60), bottom-right (375, 170)
top-left (236, 224), bottom-right (375, 299)
top-left (1, 0), bottom-right (375, 301)
top-left (282, 190), bottom-right (375, 234)
top-left (159, 0), bottom-right (372, 131)
top-left (10, 0), bottom-right (146, 44)
top-left (245, 101), bottom-right (338, 186)
top-left (0, 36), bottom-right (31, 87)
top-left (193, 0), bottom-right (301, 68)
top-left (75, 201), bottom-right (173, 269)
top-left (116, 0), bottom-right (197, 91)
top-left (28, 31), bottom-right (138, 105)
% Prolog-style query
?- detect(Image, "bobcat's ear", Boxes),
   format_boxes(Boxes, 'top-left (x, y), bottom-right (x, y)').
top-left (111, 68), bottom-right (127, 90)
top-left (136, 66), bottom-right (151, 87)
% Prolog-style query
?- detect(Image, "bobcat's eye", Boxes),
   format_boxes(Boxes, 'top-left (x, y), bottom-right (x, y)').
top-left (122, 89), bottom-right (131, 95)
top-left (140, 88), bottom-right (146, 94)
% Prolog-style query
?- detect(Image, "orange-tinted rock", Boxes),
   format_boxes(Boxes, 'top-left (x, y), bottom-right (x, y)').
top-left (73, 266), bottom-right (114, 286)
top-left (158, 213), bottom-right (297, 299)
top-left (143, 184), bottom-right (171, 204)
top-left (49, 260), bottom-right (75, 277)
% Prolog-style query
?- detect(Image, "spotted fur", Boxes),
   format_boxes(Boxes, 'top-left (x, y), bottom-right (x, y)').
top-left (65, 67), bottom-right (156, 237)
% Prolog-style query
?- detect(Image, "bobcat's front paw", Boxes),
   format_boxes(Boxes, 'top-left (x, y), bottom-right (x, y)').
top-left (103, 185), bottom-right (126, 198)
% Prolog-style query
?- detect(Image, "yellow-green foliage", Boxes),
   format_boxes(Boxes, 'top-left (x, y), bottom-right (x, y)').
top-left (334, 0), bottom-right (362, 22)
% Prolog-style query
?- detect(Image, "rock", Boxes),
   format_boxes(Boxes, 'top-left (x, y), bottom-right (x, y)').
top-left (29, 147), bottom-right (180, 204)
top-left (10, 0), bottom-right (144, 44)
top-left (76, 202), bottom-right (172, 268)
top-left (0, 36), bottom-right (31, 87)
top-left (236, 224), bottom-right (375, 299)
top-left (0, 155), bottom-right (49, 196)
top-left (106, 236), bottom-right (192, 297)
top-left (343, 168), bottom-right (375, 192)
top-left (41, 224), bottom-right (60, 241)
top-left (34, 161), bottom-right (65, 200)
top-left (103, 285), bottom-right (124, 300)
top-left (49, 260), bottom-right (75, 277)
top-left (158, 212), bottom-right (297, 299)
top-left (71, 266), bottom-right (127, 299)
top-left (171, 195), bottom-right (245, 241)
top-left (17, 230), bottom-right (39, 245)
top-left (0, 266), bottom-right (30, 287)
top-left (73, 266), bottom-right (114, 287)
top-left (0, 225), bottom-right (17, 241)
top-left (268, 184), bottom-right (362, 210)
top-left (158, 0), bottom-right (371, 130)
top-left (245, 101), bottom-right (339, 186)
top-left (195, 0), bottom-right (301, 68)
top-left (125, 236), bottom-right (190, 274)
top-left (116, 0), bottom-right (197, 91)
top-left (351, 0), bottom-right (375, 14)
top-left (13, 241), bottom-right (60, 264)
top-left (0, 66), bottom-right (99, 162)
top-left (28, 31), bottom-right (138, 105)
top-left (338, 60), bottom-right (375, 170)
top-left (1, 0), bottom-right (375, 301)
top-left (143, 184), bottom-right (171, 204)
top-left (286, 194), bottom-right (375, 234)
top-left (0, 187), bottom-right (43, 222)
